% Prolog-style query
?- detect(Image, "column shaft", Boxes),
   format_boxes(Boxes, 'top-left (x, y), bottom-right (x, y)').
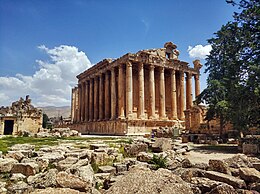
top-left (149, 65), bottom-right (155, 119)
top-left (126, 61), bottom-right (133, 118)
top-left (159, 67), bottom-right (167, 119)
top-left (89, 79), bottom-right (93, 121)
top-left (99, 74), bottom-right (104, 120)
top-left (195, 74), bottom-right (200, 97)
top-left (111, 67), bottom-right (116, 119)
top-left (82, 83), bottom-right (85, 121)
top-left (85, 81), bottom-right (89, 121)
top-left (186, 73), bottom-right (193, 109)
top-left (94, 77), bottom-right (99, 121)
top-left (170, 70), bottom-right (178, 119)
top-left (138, 63), bottom-right (145, 119)
top-left (105, 71), bottom-right (110, 119)
top-left (118, 64), bottom-right (125, 119)
top-left (180, 71), bottom-right (185, 120)
top-left (78, 84), bottom-right (82, 122)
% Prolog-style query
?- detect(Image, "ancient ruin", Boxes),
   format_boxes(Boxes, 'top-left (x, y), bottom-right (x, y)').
top-left (71, 42), bottom-right (203, 135)
top-left (0, 95), bottom-right (42, 135)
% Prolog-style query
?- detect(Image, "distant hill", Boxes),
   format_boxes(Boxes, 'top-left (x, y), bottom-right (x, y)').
top-left (39, 106), bottom-right (71, 118)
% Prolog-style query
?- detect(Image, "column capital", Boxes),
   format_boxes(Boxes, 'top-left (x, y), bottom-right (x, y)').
top-left (186, 72), bottom-right (192, 79)
top-left (138, 62), bottom-right (144, 69)
top-left (170, 69), bottom-right (176, 76)
top-left (126, 61), bottom-right (132, 67)
top-left (149, 64), bottom-right (155, 70)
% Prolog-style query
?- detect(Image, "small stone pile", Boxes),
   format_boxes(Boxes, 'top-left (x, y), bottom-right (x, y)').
top-left (0, 137), bottom-right (259, 194)
top-left (36, 128), bottom-right (80, 138)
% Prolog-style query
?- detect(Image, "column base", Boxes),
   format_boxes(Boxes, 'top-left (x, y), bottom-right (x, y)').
top-left (118, 115), bottom-right (126, 120)
top-left (148, 115), bottom-right (156, 120)
top-left (138, 115), bottom-right (146, 120)
top-left (159, 116), bottom-right (168, 120)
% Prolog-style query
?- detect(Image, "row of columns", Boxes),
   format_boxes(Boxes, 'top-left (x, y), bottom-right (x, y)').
top-left (75, 61), bottom-right (200, 122)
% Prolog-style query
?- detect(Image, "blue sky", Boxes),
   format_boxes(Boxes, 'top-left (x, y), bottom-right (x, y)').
top-left (0, 0), bottom-right (237, 107)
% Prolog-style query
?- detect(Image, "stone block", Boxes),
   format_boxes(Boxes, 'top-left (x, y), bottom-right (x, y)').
top-left (239, 167), bottom-right (260, 183)
top-left (204, 171), bottom-right (246, 189)
top-left (243, 143), bottom-right (258, 154)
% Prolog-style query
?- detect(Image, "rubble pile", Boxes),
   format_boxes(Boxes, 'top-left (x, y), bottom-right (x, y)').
top-left (0, 137), bottom-right (259, 194)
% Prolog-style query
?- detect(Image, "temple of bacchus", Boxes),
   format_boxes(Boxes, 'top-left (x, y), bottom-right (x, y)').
top-left (71, 42), bottom-right (203, 135)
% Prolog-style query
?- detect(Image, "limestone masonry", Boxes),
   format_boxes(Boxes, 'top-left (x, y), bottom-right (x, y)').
top-left (71, 42), bottom-right (203, 135)
top-left (0, 95), bottom-right (42, 135)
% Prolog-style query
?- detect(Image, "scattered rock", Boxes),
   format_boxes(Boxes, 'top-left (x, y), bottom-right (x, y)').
top-left (151, 138), bottom-right (172, 152)
top-left (27, 169), bottom-right (58, 188)
top-left (56, 171), bottom-right (89, 191)
top-left (137, 152), bottom-right (153, 162)
top-left (209, 159), bottom-right (231, 175)
top-left (239, 167), bottom-right (260, 183)
top-left (98, 165), bottom-right (116, 174)
top-left (31, 188), bottom-right (86, 194)
top-left (105, 167), bottom-right (193, 194)
top-left (124, 142), bottom-right (148, 156)
top-left (204, 171), bottom-right (246, 189)
top-left (11, 162), bottom-right (39, 177)
top-left (0, 158), bottom-right (18, 173)
top-left (57, 157), bottom-right (79, 171)
top-left (208, 183), bottom-right (238, 194)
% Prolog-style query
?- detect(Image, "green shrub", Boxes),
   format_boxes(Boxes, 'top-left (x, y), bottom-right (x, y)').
top-left (148, 154), bottom-right (167, 170)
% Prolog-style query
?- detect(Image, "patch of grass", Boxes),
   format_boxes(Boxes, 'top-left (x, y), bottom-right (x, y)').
top-left (91, 162), bottom-right (99, 173)
top-left (148, 155), bottom-right (167, 170)
top-left (0, 136), bottom-right (59, 153)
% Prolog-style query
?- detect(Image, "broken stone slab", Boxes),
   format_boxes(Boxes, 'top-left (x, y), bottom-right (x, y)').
top-left (10, 144), bottom-right (35, 151)
top-left (56, 171), bottom-right (90, 192)
top-left (11, 162), bottom-right (39, 177)
top-left (104, 167), bottom-right (193, 194)
top-left (5, 151), bottom-right (25, 162)
top-left (208, 183), bottom-right (237, 194)
top-left (113, 163), bottom-right (128, 174)
top-left (182, 158), bottom-right (193, 168)
top-left (98, 165), bottom-right (116, 174)
top-left (30, 188), bottom-right (87, 194)
top-left (136, 152), bottom-right (153, 162)
top-left (0, 158), bottom-right (18, 173)
top-left (124, 142), bottom-right (148, 156)
top-left (208, 159), bottom-right (231, 175)
top-left (239, 167), bottom-right (260, 183)
top-left (7, 181), bottom-right (33, 194)
top-left (0, 181), bottom-right (7, 193)
top-left (224, 154), bottom-right (252, 168)
top-left (39, 152), bottom-right (65, 163)
top-left (27, 169), bottom-right (58, 189)
top-left (190, 177), bottom-right (223, 193)
top-left (57, 157), bottom-right (79, 171)
top-left (10, 173), bottom-right (26, 182)
top-left (74, 164), bottom-right (94, 187)
top-left (151, 138), bottom-right (173, 152)
top-left (204, 171), bottom-right (246, 189)
top-left (90, 144), bottom-right (108, 150)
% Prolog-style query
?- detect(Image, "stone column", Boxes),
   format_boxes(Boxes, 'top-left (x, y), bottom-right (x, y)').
top-left (78, 84), bottom-right (82, 122)
top-left (118, 64), bottom-right (125, 119)
top-left (89, 79), bottom-right (93, 121)
top-left (85, 81), bottom-right (89, 121)
top-left (111, 67), bottom-right (116, 120)
top-left (149, 65), bottom-right (155, 119)
top-left (194, 74), bottom-right (200, 97)
top-left (126, 61), bottom-right (133, 118)
top-left (71, 88), bottom-right (76, 123)
top-left (138, 63), bottom-right (145, 119)
top-left (105, 71), bottom-right (110, 119)
top-left (99, 74), bottom-right (103, 120)
top-left (170, 70), bottom-right (178, 120)
top-left (82, 83), bottom-right (86, 121)
top-left (186, 72), bottom-right (193, 110)
top-left (159, 67), bottom-right (167, 119)
top-left (180, 71), bottom-right (185, 120)
top-left (94, 77), bottom-right (99, 121)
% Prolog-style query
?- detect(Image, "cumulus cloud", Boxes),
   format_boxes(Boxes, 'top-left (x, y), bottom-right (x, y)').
top-left (188, 44), bottom-right (212, 59)
top-left (0, 45), bottom-right (91, 107)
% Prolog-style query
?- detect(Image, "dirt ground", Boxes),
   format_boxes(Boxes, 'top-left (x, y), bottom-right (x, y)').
top-left (184, 144), bottom-right (239, 164)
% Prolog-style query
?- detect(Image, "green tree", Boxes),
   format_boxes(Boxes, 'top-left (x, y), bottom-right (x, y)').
top-left (42, 113), bottom-right (49, 128)
top-left (198, 0), bottom-right (260, 134)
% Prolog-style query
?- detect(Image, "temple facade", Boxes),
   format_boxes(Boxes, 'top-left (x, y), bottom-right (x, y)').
top-left (71, 42), bottom-right (202, 135)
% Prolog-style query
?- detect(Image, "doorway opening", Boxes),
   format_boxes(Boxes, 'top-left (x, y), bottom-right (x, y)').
top-left (4, 120), bottom-right (14, 135)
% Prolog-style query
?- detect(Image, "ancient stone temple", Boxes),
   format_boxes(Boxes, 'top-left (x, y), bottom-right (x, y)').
top-left (71, 42), bottom-right (202, 135)
top-left (0, 95), bottom-right (42, 135)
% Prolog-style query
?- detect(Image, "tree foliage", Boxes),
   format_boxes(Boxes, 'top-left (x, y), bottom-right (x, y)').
top-left (198, 0), bottom-right (260, 133)
top-left (42, 113), bottom-right (49, 128)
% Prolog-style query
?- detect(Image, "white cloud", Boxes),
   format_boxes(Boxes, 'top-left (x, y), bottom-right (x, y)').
top-left (0, 45), bottom-right (91, 107)
top-left (188, 44), bottom-right (212, 59)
